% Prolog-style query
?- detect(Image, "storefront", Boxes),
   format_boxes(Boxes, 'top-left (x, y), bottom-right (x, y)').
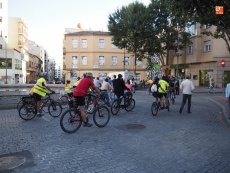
top-left (199, 70), bottom-right (213, 87)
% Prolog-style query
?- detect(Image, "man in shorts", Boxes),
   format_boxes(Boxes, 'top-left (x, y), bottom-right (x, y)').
top-left (73, 72), bottom-right (102, 127)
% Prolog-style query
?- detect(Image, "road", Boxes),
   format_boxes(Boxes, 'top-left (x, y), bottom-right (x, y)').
top-left (0, 91), bottom-right (230, 173)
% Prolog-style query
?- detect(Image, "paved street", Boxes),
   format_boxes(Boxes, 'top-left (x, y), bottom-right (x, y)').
top-left (0, 91), bottom-right (230, 173)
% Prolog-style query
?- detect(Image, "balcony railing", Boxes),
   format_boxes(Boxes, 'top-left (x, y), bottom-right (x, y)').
top-left (18, 41), bottom-right (28, 48)
top-left (18, 28), bottom-right (28, 36)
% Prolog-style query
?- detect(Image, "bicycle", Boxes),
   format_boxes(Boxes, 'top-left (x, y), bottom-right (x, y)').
top-left (60, 94), bottom-right (110, 133)
top-left (151, 95), bottom-right (170, 116)
top-left (18, 93), bottom-right (62, 120)
top-left (168, 88), bottom-right (175, 104)
top-left (57, 91), bottom-right (73, 109)
top-left (110, 91), bottom-right (135, 115)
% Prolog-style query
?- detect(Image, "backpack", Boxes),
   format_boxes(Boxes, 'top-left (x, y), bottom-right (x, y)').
top-left (150, 84), bottom-right (158, 93)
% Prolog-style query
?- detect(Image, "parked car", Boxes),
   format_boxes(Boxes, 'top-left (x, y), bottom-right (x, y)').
top-left (55, 81), bottom-right (62, 84)
top-left (28, 80), bottom-right (37, 84)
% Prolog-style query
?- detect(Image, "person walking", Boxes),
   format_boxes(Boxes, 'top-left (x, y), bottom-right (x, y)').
top-left (175, 77), bottom-right (180, 95)
top-left (225, 79), bottom-right (230, 119)
top-left (179, 75), bottom-right (195, 114)
top-left (208, 78), bottom-right (215, 94)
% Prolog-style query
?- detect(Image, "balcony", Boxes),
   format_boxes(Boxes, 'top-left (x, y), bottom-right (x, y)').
top-left (18, 41), bottom-right (28, 50)
top-left (18, 28), bottom-right (28, 38)
top-left (63, 48), bottom-right (66, 55)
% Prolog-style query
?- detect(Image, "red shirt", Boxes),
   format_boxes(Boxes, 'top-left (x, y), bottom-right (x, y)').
top-left (73, 77), bottom-right (94, 96)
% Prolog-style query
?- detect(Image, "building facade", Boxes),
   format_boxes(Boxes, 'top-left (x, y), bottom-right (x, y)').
top-left (169, 23), bottom-right (230, 87)
top-left (63, 29), bottom-right (147, 84)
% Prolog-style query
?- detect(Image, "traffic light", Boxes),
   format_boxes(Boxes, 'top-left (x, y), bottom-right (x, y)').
top-left (221, 59), bottom-right (226, 67)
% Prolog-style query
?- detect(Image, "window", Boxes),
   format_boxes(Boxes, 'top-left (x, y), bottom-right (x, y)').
top-left (15, 59), bottom-right (22, 70)
top-left (0, 44), bottom-right (2, 49)
top-left (188, 44), bottom-right (193, 54)
top-left (72, 39), bottom-right (77, 48)
top-left (0, 30), bottom-right (2, 37)
top-left (204, 25), bottom-right (211, 29)
top-left (81, 39), bottom-right (87, 48)
top-left (99, 56), bottom-right (105, 65)
top-left (0, 3), bottom-right (2, 9)
top-left (0, 17), bottom-right (2, 22)
top-left (81, 56), bottom-right (87, 65)
top-left (111, 56), bottom-right (117, 65)
top-left (111, 44), bottom-right (117, 48)
top-left (204, 41), bottom-right (211, 52)
top-left (99, 39), bottom-right (105, 48)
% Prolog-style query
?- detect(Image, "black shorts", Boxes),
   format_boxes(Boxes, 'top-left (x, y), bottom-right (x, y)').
top-left (33, 92), bottom-right (42, 101)
top-left (74, 96), bottom-right (85, 107)
top-left (152, 92), bottom-right (160, 98)
top-left (158, 93), bottom-right (168, 98)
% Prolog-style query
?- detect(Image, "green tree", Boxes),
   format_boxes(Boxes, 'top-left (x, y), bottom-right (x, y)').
top-left (108, 1), bottom-right (148, 74)
top-left (166, 0), bottom-right (230, 51)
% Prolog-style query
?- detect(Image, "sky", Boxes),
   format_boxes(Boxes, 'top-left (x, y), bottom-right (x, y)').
top-left (8, 0), bottom-right (151, 65)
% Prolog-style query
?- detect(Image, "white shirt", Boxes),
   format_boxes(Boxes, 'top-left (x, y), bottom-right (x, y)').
top-left (94, 79), bottom-right (101, 88)
top-left (180, 79), bottom-right (195, 94)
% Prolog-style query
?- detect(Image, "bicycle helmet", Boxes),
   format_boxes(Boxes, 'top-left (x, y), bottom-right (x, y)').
top-left (40, 72), bottom-right (48, 77)
top-left (66, 80), bottom-right (71, 83)
top-left (154, 77), bottom-right (159, 81)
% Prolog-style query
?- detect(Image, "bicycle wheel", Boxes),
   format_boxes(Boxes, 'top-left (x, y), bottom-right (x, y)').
top-left (125, 98), bottom-right (135, 112)
top-left (93, 105), bottom-right (110, 127)
top-left (60, 108), bottom-right (82, 133)
top-left (19, 104), bottom-right (37, 120)
top-left (111, 100), bottom-right (120, 115)
top-left (167, 99), bottom-right (170, 112)
top-left (48, 102), bottom-right (62, 117)
top-left (17, 99), bottom-right (23, 111)
top-left (151, 102), bottom-right (158, 116)
top-left (60, 95), bottom-right (69, 109)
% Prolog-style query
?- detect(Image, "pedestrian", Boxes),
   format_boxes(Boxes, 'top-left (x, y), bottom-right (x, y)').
top-left (179, 75), bottom-right (195, 114)
top-left (225, 79), bottom-right (230, 119)
top-left (175, 77), bottom-right (180, 95)
top-left (208, 79), bottom-right (215, 94)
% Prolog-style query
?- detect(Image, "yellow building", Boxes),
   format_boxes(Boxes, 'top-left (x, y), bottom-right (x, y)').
top-left (169, 23), bottom-right (230, 87)
top-left (63, 29), bottom-right (147, 84)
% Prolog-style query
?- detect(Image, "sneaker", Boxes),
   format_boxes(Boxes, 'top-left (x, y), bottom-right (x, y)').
top-left (83, 122), bottom-right (93, 127)
top-left (37, 113), bottom-right (44, 117)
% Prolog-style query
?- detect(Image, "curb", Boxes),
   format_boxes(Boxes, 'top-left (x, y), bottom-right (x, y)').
top-left (207, 98), bottom-right (230, 124)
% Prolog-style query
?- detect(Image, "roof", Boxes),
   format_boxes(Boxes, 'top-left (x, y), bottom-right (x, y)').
top-left (65, 30), bottom-right (109, 36)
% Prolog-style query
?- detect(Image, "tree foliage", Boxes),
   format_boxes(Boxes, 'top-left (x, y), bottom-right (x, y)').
top-left (107, 0), bottom-right (192, 69)
top-left (166, 0), bottom-right (230, 52)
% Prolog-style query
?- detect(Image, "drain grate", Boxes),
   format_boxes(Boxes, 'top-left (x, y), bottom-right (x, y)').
top-left (0, 156), bottom-right (26, 171)
top-left (126, 124), bottom-right (146, 129)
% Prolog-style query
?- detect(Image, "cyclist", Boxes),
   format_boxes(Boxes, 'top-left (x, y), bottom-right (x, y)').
top-left (73, 77), bottom-right (81, 89)
top-left (113, 74), bottom-right (130, 107)
top-left (73, 72), bottom-right (102, 127)
top-left (158, 76), bottom-right (169, 109)
top-left (65, 80), bottom-right (73, 98)
top-left (33, 72), bottom-right (55, 117)
top-left (151, 77), bottom-right (160, 103)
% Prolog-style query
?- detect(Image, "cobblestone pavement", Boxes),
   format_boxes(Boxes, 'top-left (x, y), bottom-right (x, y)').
top-left (0, 91), bottom-right (230, 173)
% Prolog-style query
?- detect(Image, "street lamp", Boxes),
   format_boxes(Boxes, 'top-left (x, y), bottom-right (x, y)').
top-left (176, 23), bottom-right (180, 77)
top-left (5, 36), bottom-right (7, 84)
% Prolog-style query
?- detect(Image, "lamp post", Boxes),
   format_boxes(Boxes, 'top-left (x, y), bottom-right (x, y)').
top-left (176, 23), bottom-right (180, 77)
top-left (5, 36), bottom-right (7, 84)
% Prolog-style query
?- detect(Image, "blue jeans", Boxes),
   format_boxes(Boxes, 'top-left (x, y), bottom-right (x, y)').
top-left (115, 93), bottom-right (127, 105)
top-left (101, 90), bottom-right (110, 107)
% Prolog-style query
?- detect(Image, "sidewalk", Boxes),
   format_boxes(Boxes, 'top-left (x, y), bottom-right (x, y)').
top-left (193, 87), bottom-right (230, 124)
